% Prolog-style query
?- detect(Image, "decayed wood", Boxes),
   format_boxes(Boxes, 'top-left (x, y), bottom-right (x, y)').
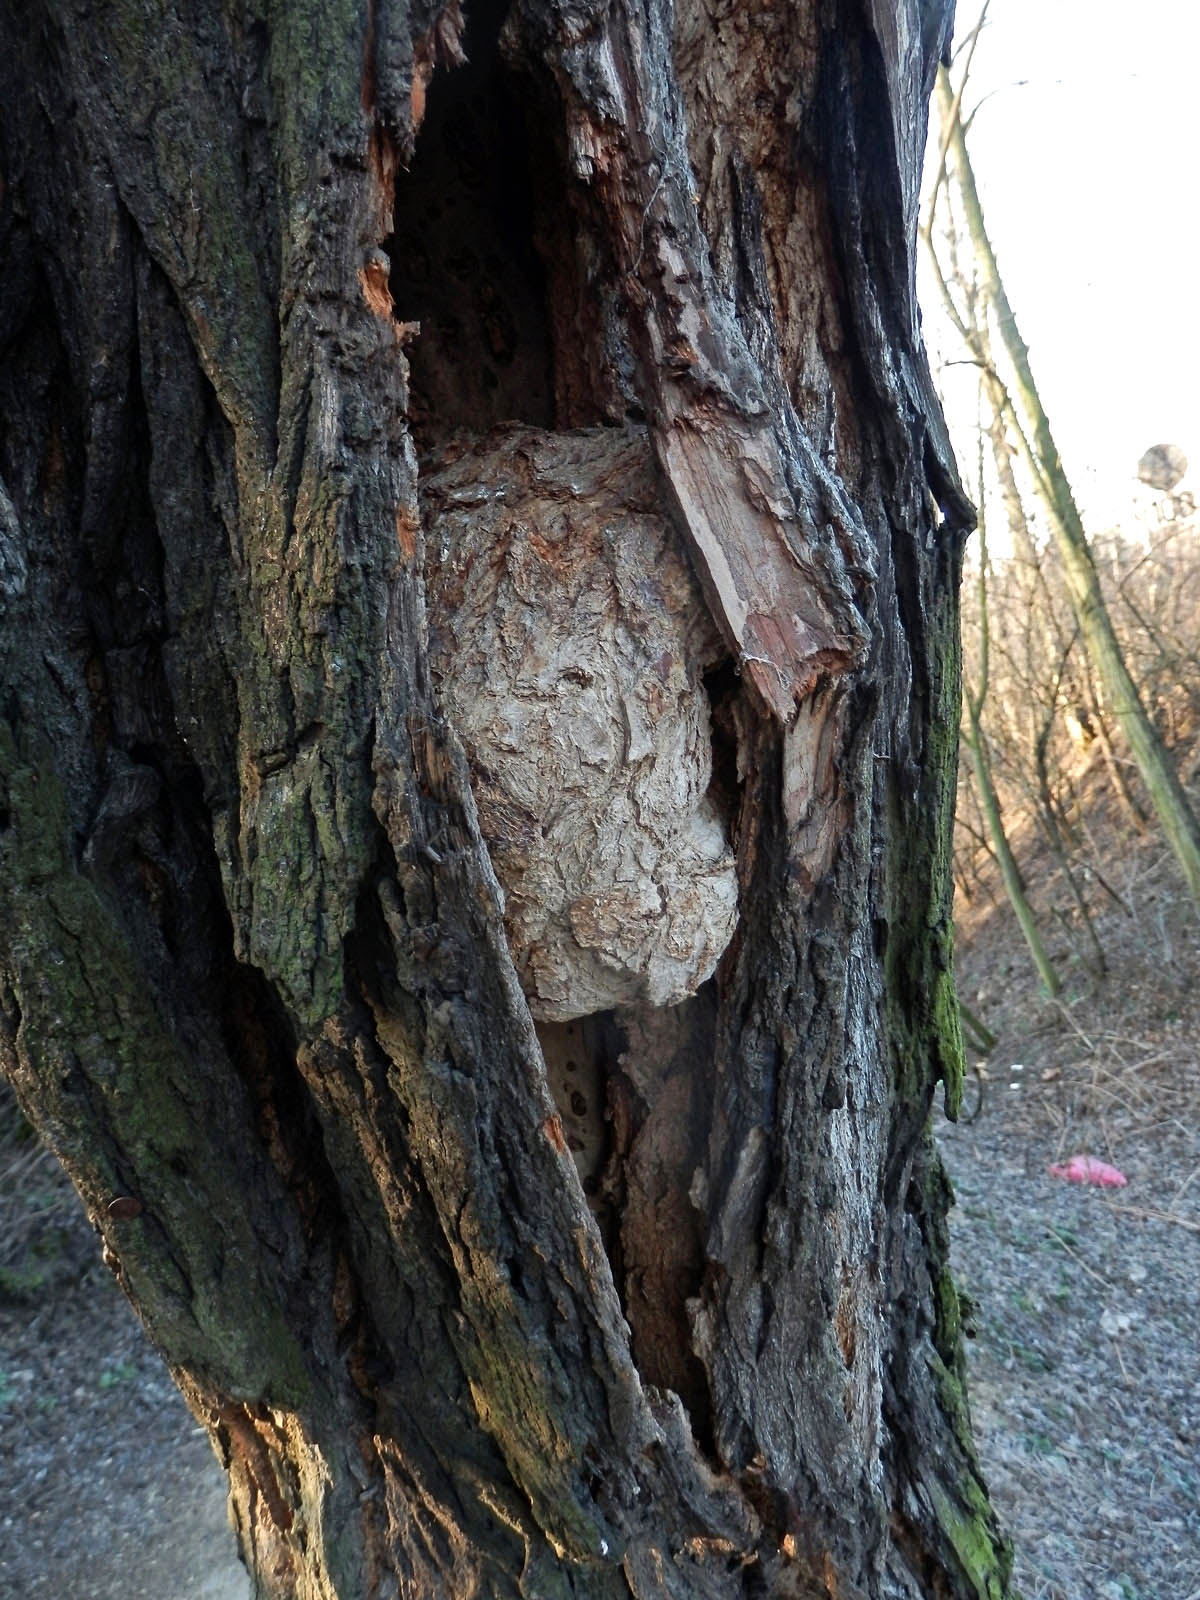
top-left (512, 0), bottom-right (874, 726)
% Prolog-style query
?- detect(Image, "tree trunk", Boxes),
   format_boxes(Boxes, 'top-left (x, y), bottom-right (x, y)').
top-left (0, 2), bottom-right (1011, 1597)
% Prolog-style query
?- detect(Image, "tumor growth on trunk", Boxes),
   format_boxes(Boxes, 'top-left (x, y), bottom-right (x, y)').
top-left (424, 426), bottom-right (738, 1021)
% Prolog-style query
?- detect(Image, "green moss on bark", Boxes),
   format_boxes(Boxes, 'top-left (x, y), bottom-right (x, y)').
top-left (884, 598), bottom-right (965, 1122)
top-left (927, 1476), bottom-right (1014, 1600)
top-left (907, 1128), bottom-right (1015, 1599)
top-left (0, 726), bottom-right (311, 1406)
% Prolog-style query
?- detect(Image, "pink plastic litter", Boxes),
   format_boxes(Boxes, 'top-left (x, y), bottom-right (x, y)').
top-left (1047, 1155), bottom-right (1128, 1188)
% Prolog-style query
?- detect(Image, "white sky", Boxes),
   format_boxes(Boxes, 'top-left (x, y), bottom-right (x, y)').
top-left (923, 0), bottom-right (1200, 529)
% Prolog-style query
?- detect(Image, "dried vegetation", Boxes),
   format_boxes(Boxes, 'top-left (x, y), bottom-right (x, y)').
top-left (944, 509), bottom-right (1200, 1600)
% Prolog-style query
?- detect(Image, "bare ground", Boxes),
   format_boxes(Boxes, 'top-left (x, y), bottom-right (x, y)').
top-left (945, 783), bottom-right (1200, 1600)
top-left (0, 1132), bottom-right (247, 1600)
top-left (1, 802), bottom-right (1198, 1598)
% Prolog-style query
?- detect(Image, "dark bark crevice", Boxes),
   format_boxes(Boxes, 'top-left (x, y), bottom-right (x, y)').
top-left (389, 0), bottom-right (558, 444)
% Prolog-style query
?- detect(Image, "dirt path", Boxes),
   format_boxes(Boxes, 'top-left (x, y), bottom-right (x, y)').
top-left (939, 1101), bottom-right (1199, 1600)
top-left (945, 804), bottom-right (1200, 1600)
top-left (0, 1232), bottom-right (247, 1600)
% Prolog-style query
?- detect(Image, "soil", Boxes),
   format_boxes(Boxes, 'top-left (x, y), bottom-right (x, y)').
top-left (943, 798), bottom-right (1200, 1600)
top-left (1, 799), bottom-right (1197, 1599)
top-left (0, 1131), bottom-right (248, 1600)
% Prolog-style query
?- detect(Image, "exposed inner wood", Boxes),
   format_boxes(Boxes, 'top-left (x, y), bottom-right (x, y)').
top-left (615, 990), bottom-right (715, 1421)
top-left (422, 424), bottom-right (739, 1023)
top-left (394, 26), bottom-right (744, 1436)
top-left (538, 992), bottom-right (716, 1430)
top-left (535, 1013), bottom-right (610, 1195)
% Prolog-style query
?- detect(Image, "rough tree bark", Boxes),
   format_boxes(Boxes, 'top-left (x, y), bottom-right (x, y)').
top-left (0, 1), bottom-right (1011, 1597)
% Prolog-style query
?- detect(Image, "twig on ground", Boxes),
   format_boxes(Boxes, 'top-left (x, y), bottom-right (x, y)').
top-left (1043, 1224), bottom-right (1113, 1289)
top-left (1106, 1203), bottom-right (1200, 1234)
top-left (1052, 1003), bottom-right (1095, 1051)
top-left (1168, 1162), bottom-right (1199, 1209)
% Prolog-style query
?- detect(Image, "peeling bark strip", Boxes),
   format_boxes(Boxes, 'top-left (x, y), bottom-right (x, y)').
top-left (0, 0), bottom-right (1012, 1598)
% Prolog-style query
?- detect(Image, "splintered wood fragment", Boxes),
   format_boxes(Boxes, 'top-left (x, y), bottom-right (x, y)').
top-left (527, 0), bottom-right (870, 725)
top-left (659, 417), bottom-right (857, 721)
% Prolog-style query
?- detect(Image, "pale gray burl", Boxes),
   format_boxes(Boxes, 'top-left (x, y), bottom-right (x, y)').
top-left (423, 425), bottom-right (739, 1023)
